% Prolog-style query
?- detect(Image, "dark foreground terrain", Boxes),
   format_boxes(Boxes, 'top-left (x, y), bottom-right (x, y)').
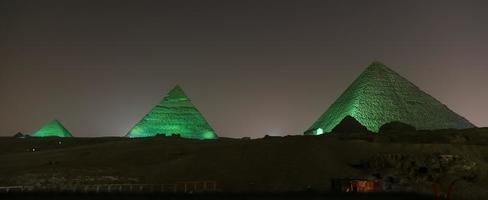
top-left (0, 192), bottom-right (433, 200)
top-left (1, 128), bottom-right (488, 199)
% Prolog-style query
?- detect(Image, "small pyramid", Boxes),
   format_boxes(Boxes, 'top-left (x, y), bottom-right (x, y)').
top-left (331, 116), bottom-right (370, 134)
top-left (127, 85), bottom-right (218, 139)
top-left (379, 121), bottom-right (416, 133)
top-left (31, 120), bottom-right (72, 137)
top-left (305, 62), bottom-right (475, 134)
top-left (13, 132), bottom-right (25, 138)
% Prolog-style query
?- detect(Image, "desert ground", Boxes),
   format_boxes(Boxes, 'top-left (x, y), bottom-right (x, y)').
top-left (1, 128), bottom-right (488, 199)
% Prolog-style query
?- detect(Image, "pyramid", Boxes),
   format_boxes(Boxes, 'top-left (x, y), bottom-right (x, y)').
top-left (13, 132), bottom-right (25, 138)
top-left (31, 120), bottom-right (73, 137)
top-left (127, 85), bottom-right (218, 139)
top-left (331, 116), bottom-right (370, 134)
top-left (305, 62), bottom-right (475, 134)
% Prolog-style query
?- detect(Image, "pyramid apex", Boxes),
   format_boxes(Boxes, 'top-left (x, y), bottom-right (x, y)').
top-left (362, 62), bottom-right (398, 76)
top-left (170, 85), bottom-right (184, 92)
top-left (46, 119), bottom-right (63, 126)
top-left (164, 85), bottom-right (189, 101)
top-left (370, 61), bottom-right (386, 65)
top-left (173, 84), bottom-right (183, 90)
top-left (367, 61), bottom-right (390, 70)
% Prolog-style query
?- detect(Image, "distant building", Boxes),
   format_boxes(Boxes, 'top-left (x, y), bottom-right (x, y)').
top-left (305, 62), bottom-right (475, 134)
top-left (127, 85), bottom-right (218, 139)
top-left (31, 120), bottom-right (73, 137)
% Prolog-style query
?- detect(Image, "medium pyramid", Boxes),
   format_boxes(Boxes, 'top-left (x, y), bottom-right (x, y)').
top-left (127, 85), bottom-right (218, 139)
top-left (31, 120), bottom-right (73, 137)
top-left (305, 62), bottom-right (475, 134)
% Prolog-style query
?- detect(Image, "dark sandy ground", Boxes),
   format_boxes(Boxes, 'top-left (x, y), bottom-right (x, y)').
top-left (0, 128), bottom-right (487, 199)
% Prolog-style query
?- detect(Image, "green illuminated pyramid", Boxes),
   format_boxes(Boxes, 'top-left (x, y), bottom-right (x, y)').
top-left (127, 85), bottom-right (218, 139)
top-left (31, 120), bottom-right (73, 137)
top-left (305, 62), bottom-right (475, 134)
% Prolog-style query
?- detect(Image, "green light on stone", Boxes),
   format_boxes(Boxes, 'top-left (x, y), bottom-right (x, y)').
top-left (31, 120), bottom-right (72, 137)
top-left (202, 130), bottom-right (217, 139)
top-left (305, 62), bottom-right (475, 134)
top-left (316, 128), bottom-right (324, 135)
top-left (127, 85), bottom-right (218, 139)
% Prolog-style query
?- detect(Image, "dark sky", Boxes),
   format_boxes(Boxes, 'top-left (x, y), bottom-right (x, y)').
top-left (1, 0), bottom-right (487, 138)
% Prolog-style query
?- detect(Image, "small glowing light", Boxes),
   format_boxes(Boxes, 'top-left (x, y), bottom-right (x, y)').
top-left (32, 148), bottom-right (36, 152)
top-left (58, 141), bottom-right (62, 144)
top-left (316, 128), bottom-right (324, 135)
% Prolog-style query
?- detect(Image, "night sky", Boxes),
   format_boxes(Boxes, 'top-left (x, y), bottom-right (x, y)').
top-left (1, 0), bottom-right (487, 138)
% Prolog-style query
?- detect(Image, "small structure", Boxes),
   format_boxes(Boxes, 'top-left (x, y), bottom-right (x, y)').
top-left (13, 132), bottom-right (25, 138)
top-left (331, 116), bottom-right (371, 134)
top-left (379, 121), bottom-right (416, 133)
top-left (331, 178), bottom-right (381, 193)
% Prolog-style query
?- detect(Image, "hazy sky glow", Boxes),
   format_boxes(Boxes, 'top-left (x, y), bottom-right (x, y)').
top-left (1, 0), bottom-right (487, 138)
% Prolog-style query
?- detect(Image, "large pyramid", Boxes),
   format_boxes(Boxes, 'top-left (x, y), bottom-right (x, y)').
top-left (127, 85), bottom-right (218, 139)
top-left (31, 120), bottom-right (73, 137)
top-left (305, 62), bottom-right (475, 134)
